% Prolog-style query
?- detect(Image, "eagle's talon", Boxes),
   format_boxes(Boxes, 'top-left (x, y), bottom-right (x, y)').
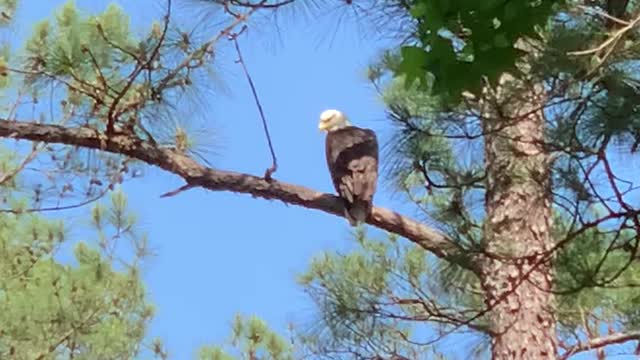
top-left (264, 166), bottom-right (276, 182)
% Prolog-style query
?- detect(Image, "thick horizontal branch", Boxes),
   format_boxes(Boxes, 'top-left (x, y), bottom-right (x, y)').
top-left (0, 120), bottom-right (477, 272)
top-left (560, 331), bottom-right (640, 360)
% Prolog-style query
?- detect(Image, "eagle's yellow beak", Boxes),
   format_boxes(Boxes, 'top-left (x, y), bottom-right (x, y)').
top-left (318, 122), bottom-right (328, 131)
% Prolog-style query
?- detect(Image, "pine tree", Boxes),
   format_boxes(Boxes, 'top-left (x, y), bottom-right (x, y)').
top-left (295, 1), bottom-right (640, 358)
top-left (0, 2), bottom-right (160, 358)
top-left (199, 314), bottom-right (294, 360)
top-left (0, 178), bottom-right (158, 358)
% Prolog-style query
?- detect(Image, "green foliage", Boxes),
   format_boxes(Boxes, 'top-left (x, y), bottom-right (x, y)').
top-left (296, 229), bottom-right (481, 358)
top-left (380, 74), bottom-right (484, 246)
top-left (0, 0), bottom-right (16, 89)
top-left (0, 174), bottom-right (155, 358)
top-left (199, 314), bottom-right (294, 360)
top-left (0, 1), bottom-right (222, 357)
top-left (554, 218), bottom-right (640, 330)
top-left (18, 0), bottom-right (212, 155)
top-left (0, 0), bottom-right (16, 25)
top-left (396, 0), bottom-right (564, 103)
top-left (23, 1), bottom-right (136, 109)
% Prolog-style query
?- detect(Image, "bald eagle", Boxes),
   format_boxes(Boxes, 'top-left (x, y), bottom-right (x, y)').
top-left (318, 109), bottom-right (379, 226)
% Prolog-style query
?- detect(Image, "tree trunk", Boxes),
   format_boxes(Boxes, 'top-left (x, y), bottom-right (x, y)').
top-left (481, 77), bottom-right (557, 359)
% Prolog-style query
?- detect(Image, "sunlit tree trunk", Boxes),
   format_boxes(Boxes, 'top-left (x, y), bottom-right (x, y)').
top-left (481, 76), bottom-right (557, 359)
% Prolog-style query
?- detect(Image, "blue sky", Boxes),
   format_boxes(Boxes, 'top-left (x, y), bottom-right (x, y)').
top-left (14, 1), bottom-right (404, 358)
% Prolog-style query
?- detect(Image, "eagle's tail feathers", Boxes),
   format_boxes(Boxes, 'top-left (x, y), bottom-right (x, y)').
top-left (346, 199), bottom-right (370, 227)
top-left (344, 208), bottom-right (358, 226)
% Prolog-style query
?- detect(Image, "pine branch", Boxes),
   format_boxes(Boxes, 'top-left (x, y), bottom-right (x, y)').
top-left (568, 12), bottom-right (640, 57)
top-left (0, 119), bottom-right (478, 273)
top-left (560, 330), bottom-right (640, 359)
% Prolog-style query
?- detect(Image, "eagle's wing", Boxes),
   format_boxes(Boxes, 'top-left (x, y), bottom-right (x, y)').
top-left (326, 126), bottom-right (378, 225)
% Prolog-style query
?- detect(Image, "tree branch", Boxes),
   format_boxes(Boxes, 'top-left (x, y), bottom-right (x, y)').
top-left (231, 29), bottom-right (278, 180)
top-left (560, 330), bottom-right (640, 360)
top-left (567, 11), bottom-right (640, 57)
top-left (0, 119), bottom-right (478, 272)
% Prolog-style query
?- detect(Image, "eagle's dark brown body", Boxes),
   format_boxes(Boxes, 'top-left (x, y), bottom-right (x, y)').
top-left (325, 126), bottom-right (379, 226)
top-left (606, 0), bottom-right (629, 29)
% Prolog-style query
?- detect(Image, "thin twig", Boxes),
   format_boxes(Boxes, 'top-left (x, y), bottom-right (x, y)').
top-left (568, 12), bottom-right (640, 56)
top-left (559, 330), bottom-right (640, 360)
top-left (230, 0), bottom-right (295, 9)
top-left (155, 7), bottom-right (255, 91)
top-left (0, 104), bottom-right (76, 190)
top-left (0, 187), bottom-right (109, 214)
top-left (33, 308), bottom-right (103, 360)
top-left (159, 183), bottom-right (196, 197)
top-left (577, 5), bottom-right (631, 27)
top-left (231, 28), bottom-right (278, 181)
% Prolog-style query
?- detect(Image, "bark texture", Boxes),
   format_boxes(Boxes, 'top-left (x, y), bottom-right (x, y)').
top-left (481, 78), bottom-right (557, 359)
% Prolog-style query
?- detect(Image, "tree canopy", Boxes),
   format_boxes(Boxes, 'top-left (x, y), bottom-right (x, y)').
top-left (397, 0), bottom-right (564, 102)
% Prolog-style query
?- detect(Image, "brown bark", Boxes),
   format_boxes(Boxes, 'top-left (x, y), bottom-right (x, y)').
top-left (0, 119), bottom-right (477, 272)
top-left (481, 78), bottom-right (557, 359)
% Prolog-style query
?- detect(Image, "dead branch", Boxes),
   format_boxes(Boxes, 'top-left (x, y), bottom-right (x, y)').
top-left (559, 330), bottom-right (640, 359)
top-left (231, 28), bottom-right (278, 180)
top-left (0, 119), bottom-right (477, 272)
top-left (567, 12), bottom-right (640, 57)
top-left (576, 5), bottom-right (630, 27)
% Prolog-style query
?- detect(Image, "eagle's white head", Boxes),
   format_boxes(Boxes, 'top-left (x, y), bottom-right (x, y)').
top-left (318, 109), bottom-right (351, 132)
